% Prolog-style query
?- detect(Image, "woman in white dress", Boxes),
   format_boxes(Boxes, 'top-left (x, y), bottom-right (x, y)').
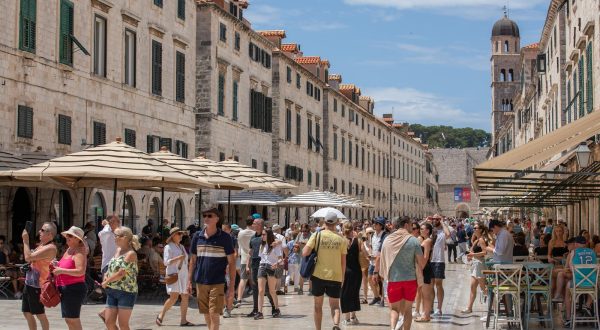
top-left (156, 227), bottom-right (194, 327)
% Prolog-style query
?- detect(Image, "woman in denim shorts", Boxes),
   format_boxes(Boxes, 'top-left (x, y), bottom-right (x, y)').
top-left (101, 227), bottom-right (140, 330)
top-left (255, 229), bottom-right (283, 319)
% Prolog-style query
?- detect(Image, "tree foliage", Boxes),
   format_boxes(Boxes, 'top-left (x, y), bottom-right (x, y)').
top-left (408, 124), bottom-right (490, 149)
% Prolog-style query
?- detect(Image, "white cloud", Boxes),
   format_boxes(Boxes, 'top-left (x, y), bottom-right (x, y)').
top-left (300, 22), bottom-right (347, 31)
top-left (244, 5), bottom-right (284, 25)
top-left (364, 87), bottom-right (489, 129)
top-left (343, 0), bottom-right (547, 20)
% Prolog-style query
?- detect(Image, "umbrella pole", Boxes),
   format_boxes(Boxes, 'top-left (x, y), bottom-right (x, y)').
top-left (112, 178), bottom-right (117, 213)
top-left (34, 188), bottom-right (38, 233)
top-left (198, 188), bottom-right (202, 222)
top-left (122, 190), bottom-right (126, 223)
top-left (161, 187), bottom-right (165, 240)
top-left (82, 187), bottom-right (87, 227)
top-left (227, 190), bottom-right (231, 224)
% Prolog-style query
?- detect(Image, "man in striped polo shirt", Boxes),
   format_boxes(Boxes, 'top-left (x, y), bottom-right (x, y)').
top-left (188, 208), bottom-right (235, 330)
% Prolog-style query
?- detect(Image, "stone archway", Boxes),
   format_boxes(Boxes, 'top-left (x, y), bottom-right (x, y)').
top-left (455, 203), bottom-right (471, 219)
top-left (11, 187), bottom-right (33, 244)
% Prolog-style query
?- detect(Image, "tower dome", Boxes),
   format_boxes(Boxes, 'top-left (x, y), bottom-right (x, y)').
top-left (492, 15), bottom-right (519, 38)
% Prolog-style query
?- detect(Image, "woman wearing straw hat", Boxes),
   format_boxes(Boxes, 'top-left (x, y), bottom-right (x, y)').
top-left (156, 227), bottom-right (194, 327)
top-left (101, 227), bottom-right (140, 330)
top-left (53, 226), bottom-right (88, 330)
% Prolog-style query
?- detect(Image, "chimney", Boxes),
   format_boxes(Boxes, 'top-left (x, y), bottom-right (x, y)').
top-left (257, 30), bottom-right (286, 48)
top-left (328, 74), bottom-right (342, 90)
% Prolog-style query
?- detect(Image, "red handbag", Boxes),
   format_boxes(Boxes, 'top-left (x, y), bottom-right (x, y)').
top-left (40, 274), bottom-right (61, 308)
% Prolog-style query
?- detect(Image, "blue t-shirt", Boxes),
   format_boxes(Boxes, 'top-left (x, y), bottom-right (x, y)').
top-left (190, 229), bottom-right (234, 285)
top-left (572, 247), bottom-right (597, 288)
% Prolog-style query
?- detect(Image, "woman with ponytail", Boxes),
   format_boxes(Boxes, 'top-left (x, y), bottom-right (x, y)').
top-left (101, 226), bottom-right (139, 330)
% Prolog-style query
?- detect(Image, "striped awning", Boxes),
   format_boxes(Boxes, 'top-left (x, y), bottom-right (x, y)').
top-left (12, 138), bottom-right (211, 190)
top-left (216, 190), bottom-right (284, 206)
top-left (277, 190), bottom-right (360, 207)
top-left (0, 150), bottom-right (31, 171)
top-left (151, 149), bottom-right (247, 190)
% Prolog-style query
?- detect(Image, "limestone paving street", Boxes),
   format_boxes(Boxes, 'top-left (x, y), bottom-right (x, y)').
top-left (0, 263), bottom-right (488, 330)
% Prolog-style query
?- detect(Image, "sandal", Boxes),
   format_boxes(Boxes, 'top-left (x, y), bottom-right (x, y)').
top-left (156, 315), bottom-right (163, 326)
top-left (180, 321), bottom-right (195, 327)
top-left (414, 317), bottom-right (431, 323)
top-left (460, 309), bottom-right (472, 314)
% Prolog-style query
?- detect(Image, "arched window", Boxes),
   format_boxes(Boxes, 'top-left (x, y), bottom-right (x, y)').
top-left (504, 40), bottom-right (509, 52)
top-left (509, 100), bottom-right (513, 111)
top-left (508, 69), bottom-right (514, 81)
top-left (500, 69), bottom-right (506, 82)
top-left (122, 195), bottom-right (135, 229)
top-left (495, 41), bottom-right (499, 52)
top-left (90, 192), bottom-right (106, 228)
top-left (173, 199), bottom-right (184, 228)
top-left (58, 190), bottom-right (72, 233)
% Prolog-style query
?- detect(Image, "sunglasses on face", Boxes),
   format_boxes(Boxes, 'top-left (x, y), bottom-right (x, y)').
top-left (39, 228), bottom-right (50, 233)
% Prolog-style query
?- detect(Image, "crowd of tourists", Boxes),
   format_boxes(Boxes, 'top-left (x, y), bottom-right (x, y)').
top-left (5, 210), bottom-right (600, 330)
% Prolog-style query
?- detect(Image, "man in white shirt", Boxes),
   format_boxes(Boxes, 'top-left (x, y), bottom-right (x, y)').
top-left (272, 224), bottom-right (288, 294)
top-left (369, 217), bottom-right (387, 306)
top-left (236, 217), bottom-right (256, 304)
top-left (97, 214), bottom-right (121, 323)
top-left (430, 215), bottom-right (451, 317)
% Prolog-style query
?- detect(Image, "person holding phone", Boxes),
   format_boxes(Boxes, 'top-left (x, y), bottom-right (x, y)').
top-left (21, 222), bottom-right (58, 330)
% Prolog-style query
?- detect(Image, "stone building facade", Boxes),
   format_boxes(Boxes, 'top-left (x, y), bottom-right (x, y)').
top-left (0, 0), bottom-right (197, 242)
top-left (430, 148), bottom-right (488, 217)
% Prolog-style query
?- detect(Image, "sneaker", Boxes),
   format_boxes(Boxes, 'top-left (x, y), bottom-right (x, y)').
top-left (234, 300), bottom-right (242, 308)
top-left (369, 297), bottom-right (381, 305)
top-left (298, 289), bottom-right (304, 295)
top-left (432, 309), bottom-right (442, 317)
top-left (394, 316), bottom-right (404, 330)
top-left (223, 307), bottom-right (232, 318)
top-left (412, 311), bottom-right (421, 318)
top-left (253, 312), bottom-right (264, 320)
top-left (564, 319), bottom-right (571, 328)
top-left (246, 311), bottom-right (258, 318)
top-left (350, 316), bottom-right (359, 325)
top-left (342, 319), bottom-right (352, 326)
top-left (272, 308), bottom-right (281, 318)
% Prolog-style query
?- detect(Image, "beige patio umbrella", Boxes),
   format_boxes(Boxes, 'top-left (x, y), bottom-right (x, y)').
top-left (151, 149), bottom-right (248, 221)
top-left (13, 138), bottom-right (213, 215)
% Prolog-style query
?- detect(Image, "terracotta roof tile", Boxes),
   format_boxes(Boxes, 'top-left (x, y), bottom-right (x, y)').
top-left (321, 59), bottom-right (330, 66)
top-left (281, 43), bottom-right (299, 52)
top-left (328, 74), bottom-right (341, 81)
top-left (257, 30), bottom-right (287, 38)
top-left (295, 56), bottom-right (321, 64)
top-left (339, 84), bottom-right (356, 90)
top-left (523, 42), bottom-right (539, 49)
top-left (359, 96), bottom-right (373, 101)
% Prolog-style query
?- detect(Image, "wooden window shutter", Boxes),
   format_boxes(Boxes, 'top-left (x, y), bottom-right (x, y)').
top-left (579, 57), bottom-right (584, 117)
top-left (152, 40), bottom-right (163, 95)
top-left (124, 128), bottom-right (136, 147)
top-left (587, 43), bottom-right (593, 113)
top-left (147, 135), bottom-right (154, 153)
top-left (177, 0), bottom-right (185, 19)
top-left (296, 113), bottom-right (301, 145)
top-left (218, 74), bottom-right (225, 115)
top-left (93, 121), bottom-right (106, 146)
top-left (285, 109), bottom-right (291, 141)
top-left (17, 105), bottom-right (33, 138)
top-left (19, 0), bottom-right (37, 53)
top-left (59, 0), bottom-right (74, 65)
top-left (57, 114), bottom-right (71, 145)
top-left (175, 51), bottom-right (185, 102)
top-left (265, 97), bottom-right (272, 133)
top-left (232, 81), bottom-right (238, 121)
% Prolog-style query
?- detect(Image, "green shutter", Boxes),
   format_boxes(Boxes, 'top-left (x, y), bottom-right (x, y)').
top-left (232, 81), bottom-right (238, 121)
top-left (17, 105), bottom-right (33, 138)
top-left (218, 74), bottom-right (225, 115)
top-left (58, 114), bottom-right (71, 145)
top-left (124, 128), bottom-right (136, 147)
top-left (147, 135), bottom-right (154, 153)
top-left (579, 57), bottom-right (584, 117)
top-left (296, 113), bottom-right (301, 145)
top-left (175, 51), bottom-right (185, 102)
top-left (152, 41), bottom-right (162, 95)
top-left (59, 0), bottom-right (74, 65)
top-left (93, 122), bottom-right (106, 146)
top-left (587, 43), bottom-right (593, 113)
top-left (285, 109), bottom-right (291, 141)
top-left (265, 97), bottom-right (272, 133)
top-left (177, 0), bottom-right (185, 19)
top-left (19, 0), bottom-right (37, 53)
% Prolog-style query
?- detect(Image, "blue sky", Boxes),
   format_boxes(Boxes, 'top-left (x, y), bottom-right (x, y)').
top-left (247, 0), bottom-right (550, 132)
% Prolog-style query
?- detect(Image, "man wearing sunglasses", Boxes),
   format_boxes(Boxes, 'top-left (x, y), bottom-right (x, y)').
top-left (188, 208), bottom-right (235, 330)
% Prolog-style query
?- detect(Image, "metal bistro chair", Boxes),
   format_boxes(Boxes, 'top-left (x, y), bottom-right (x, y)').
top-left (569, 264), bottom-right (600, 330)
top-left (523, 263), bottom-right (553, 329)
top-left (492, 264), bottom-right (523, 330)
top-left (0, 268), bottom-right (12, 298)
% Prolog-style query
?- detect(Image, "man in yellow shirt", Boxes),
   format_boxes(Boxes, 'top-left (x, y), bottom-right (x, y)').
top-left (303, 211), bottom-right (347, 330)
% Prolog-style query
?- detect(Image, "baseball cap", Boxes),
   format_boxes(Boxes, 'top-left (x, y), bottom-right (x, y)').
top-left (324, 211), bottom-right (338, 224)
top-left (374, 216), bottom-right (386, 226)
top-left (272, 224), bottom-right (282, 231)
top-left (202, 207), bottom-right (222, 219)
top-left (252, 213), bottom-right (261, 219)
top-left (573, 236), bottom-right (587, 245)
top-left (231, 224), bottom-right (240, 231)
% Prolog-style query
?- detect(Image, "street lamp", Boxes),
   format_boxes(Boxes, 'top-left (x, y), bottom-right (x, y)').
top-left (575, 142), bottom-right (592, 168)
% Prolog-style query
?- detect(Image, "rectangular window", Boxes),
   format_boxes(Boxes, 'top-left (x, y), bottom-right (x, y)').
top-left (579, 57), bottom-right (584, 117)
top-left (151, 40), bottom-right (162, 95)
top-left (175, 140), bottom-right (188, 158)
top-left (587, 42), bottom-right (593, 113)
top-left (333, 178), bottom-right (338, 192)
top-left (341, 137), bottom-right (346, 163)
top-left (154, 0), bottom-right (163, 7)
top-left (57, 114), bottom-right (71, 145)
top-left (218, 73), bottom-right (225, 115)
top-left (249, 90), bottom-right (272, 132)
top-left (124, 128), bottom-right (136, 147)
top-left (219, 152), bottom-right (225, 161)
top-left (159, 137), bottom-right (172, 151)
top-left (219, 23), bottom-right (227, 42)
top-left (93, 16), bottom-right (107, 76)
top-left (307, 118), bottom-right (313, 150)
top-left (175, 51), bottom-right (185, 102)
top-left (93, 121), bottom-right (106, 146)
top-left (333, 133), bottom-right (338, 160)
top-left (285, 108), bottom-right (292, 141)
top-left (251, 159), bottom-right (257, 169)
top-left (17, 105), bottom-right (33, 138)
top-left (146, 135), bottom-right (156, 153)
top-left (296, 113), bottom-right (301, 145)
top-left (263, 162), bottom-right (268, 174)
top-left (349, 141), bottom-right (353, 165)
top-left (232, 81), bottom-right (238, 121)
top-left (333, 99), bottom-right (337, 112)
top-left (124, 30), bottom-right (136, 87)
top-left (177, 0), bottom-right (185, 19)
top-left (315, 122), bottom-right (320, 153)
top-left (59, 0), bottom-right (74, 65)
top-left (296, 73), bottom-right (301, 89)
top-left (19, 0), bottom-right (36, 53)
top-left (341, 105), bottom-right (345, 117)
top-left (286, 67), bottom-right (292, 83)
top-left (234, 32), bottom-right (240, 50)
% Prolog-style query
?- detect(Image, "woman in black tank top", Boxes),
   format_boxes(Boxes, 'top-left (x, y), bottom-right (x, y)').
top-left (462, 221), bottom-right (490, 314)
top-left (414, 223), bottom-right (435, 323)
